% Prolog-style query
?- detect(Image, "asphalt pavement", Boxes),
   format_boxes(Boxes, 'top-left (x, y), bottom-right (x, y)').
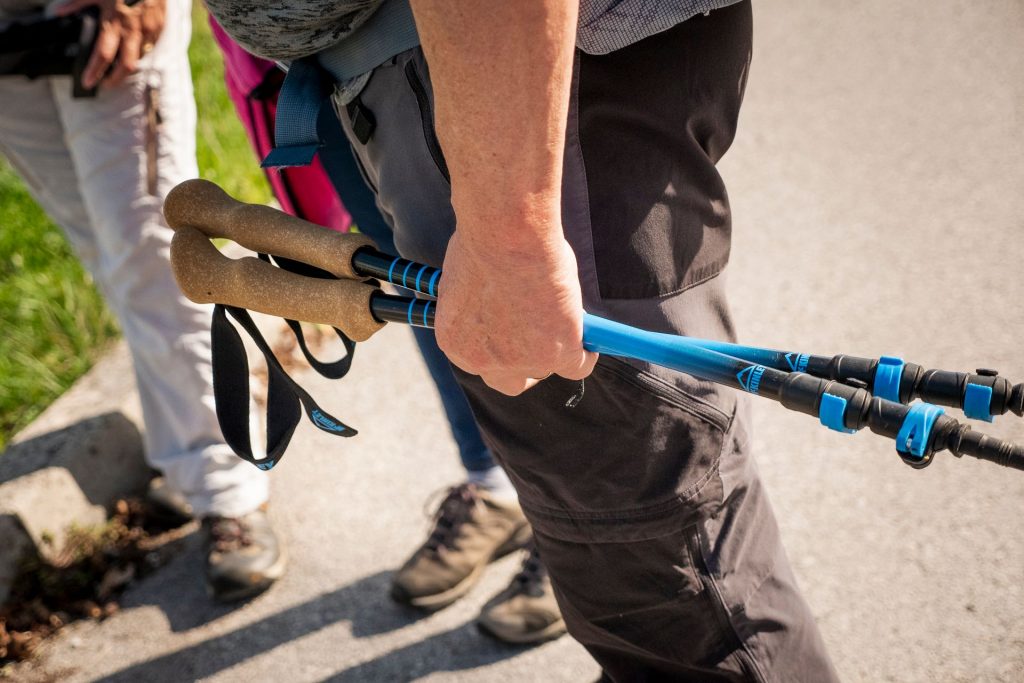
top-left (11, 1), bottom-right (1023, 681)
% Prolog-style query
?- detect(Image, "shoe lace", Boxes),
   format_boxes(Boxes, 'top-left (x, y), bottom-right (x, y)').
top-left (208, 516), bottom-right (253, 553)
top-left (421, 483), bottom-right (480, 554)
top-left (512, 544), bottom-right (547, 596)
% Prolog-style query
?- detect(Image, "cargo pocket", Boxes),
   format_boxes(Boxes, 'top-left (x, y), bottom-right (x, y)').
top-left (455, 356), bottom-right (734, 544)
top-left (540, 522), bottom-right (763, 682)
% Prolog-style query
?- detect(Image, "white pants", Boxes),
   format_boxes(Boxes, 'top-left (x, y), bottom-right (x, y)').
top-left (0, 0), bottom-right (267, 517)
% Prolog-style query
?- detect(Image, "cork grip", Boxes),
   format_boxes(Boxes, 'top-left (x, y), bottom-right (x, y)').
top-left (170, 227), bottom-right (384, 341)
top-left (164, 178), bottom-right (376, 280)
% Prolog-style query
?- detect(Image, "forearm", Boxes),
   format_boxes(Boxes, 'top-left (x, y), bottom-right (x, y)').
top-left (409, 1), bottom-right (595, 395)
top-left (410, 0), bottom-right (579, 254)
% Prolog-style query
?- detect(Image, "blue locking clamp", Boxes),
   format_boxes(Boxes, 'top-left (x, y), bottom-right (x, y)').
top-left (895, 403), bottom-right (945, 459)
top-left (819, 393), bottom-right (856, 434)
top-left (963, 383), bottom-right (994, 423)
top-left (873, 356), bottom-right (904, 403)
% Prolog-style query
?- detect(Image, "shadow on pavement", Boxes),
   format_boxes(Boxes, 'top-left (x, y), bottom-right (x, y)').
top-left (117, 530), bottom-right (230, 632)
top-left (96, 570), bottom-right (526, 682)
top-left (0, 412), bottom-right (147, 505)
top-left (322, 623), bottom-right (533, 682)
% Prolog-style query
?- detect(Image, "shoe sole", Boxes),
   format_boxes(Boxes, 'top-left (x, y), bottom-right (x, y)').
top-left (476, 616), bottom-right (568, 645)
top-left (396, 522), bottom-right (533, 612)
top-left (208, 545), bottom-right (289, 604)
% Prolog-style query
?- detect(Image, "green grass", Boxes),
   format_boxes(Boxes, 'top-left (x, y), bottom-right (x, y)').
top-left (0, 7), bottom-right (271, 449)
top-left (0, 164), bottom-right (120, 446)
top-left (189, 7), bottom-right (272, 205)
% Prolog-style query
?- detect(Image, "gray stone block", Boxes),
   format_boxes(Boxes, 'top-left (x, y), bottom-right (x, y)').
top-left (0, 341), bottom-right (149, 604)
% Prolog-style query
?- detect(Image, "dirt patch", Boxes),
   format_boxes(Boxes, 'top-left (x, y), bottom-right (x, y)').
top-left (0, 499), bottom-right (193, 665)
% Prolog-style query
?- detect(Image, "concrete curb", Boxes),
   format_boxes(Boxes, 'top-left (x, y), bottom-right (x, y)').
top-left (0, 341), bottom-right (150, 604)
top-left (0, 279), bottom-right (289, 605)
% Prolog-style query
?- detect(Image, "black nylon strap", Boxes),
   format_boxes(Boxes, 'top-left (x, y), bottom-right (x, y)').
top-left (211, 303), bottom-right (356, 471)
top-left (259, 252), bottom-right (357, 379)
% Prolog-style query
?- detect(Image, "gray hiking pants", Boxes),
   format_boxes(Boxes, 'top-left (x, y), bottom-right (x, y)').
top-left (0, 0), bottom-right (268, 517)
top-left (336, 3), bottom-right (838, 680)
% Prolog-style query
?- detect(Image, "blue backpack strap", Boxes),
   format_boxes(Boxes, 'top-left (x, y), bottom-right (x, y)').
top-left (315, 0), bottom-right (420, 83)
top-left (262, 0), bottom-right (421, 169)
top-left (261, 56), bottom-right (333, 169)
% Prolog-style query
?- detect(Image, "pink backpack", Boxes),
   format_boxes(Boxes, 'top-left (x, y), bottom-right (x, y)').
top-left (209, 19), bottom-right (351, 233)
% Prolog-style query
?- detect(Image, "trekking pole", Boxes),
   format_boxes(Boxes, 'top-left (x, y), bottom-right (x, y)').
top-left (352, 249), bottom-right (1024, 424)
top-left (165, 179), bottom-right (1024, 422)
top-left (164, 180), bottom-right (1024, 472)
top-left (342, 286), bottom-right (1024, 474)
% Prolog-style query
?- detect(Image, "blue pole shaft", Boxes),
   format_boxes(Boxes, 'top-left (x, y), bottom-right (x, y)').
top-left (354, 249), bottom-right (808, 372)
top-left (368, 297), bottom-right (773, 396)
top-left (581, 314), bottom-right (770, 394)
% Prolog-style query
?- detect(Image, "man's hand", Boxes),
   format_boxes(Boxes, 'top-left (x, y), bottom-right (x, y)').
top-left (56, 0), bottom-right (166, 89)
top-left (412, 1), bottom-right (596, 396)
top-left (437, 224), bottom-right (597, 396)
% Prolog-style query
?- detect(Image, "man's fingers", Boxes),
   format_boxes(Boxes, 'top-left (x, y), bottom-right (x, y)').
top-left (443, 338), bottom-right (596, 394)
top-left (82, 23), bottom-right (119, 88)
top-left (106, 24), bottom-right (142, 87)
top-left (482, 374), bottom-right (537, 397)
top-left (556, 349), bottom-right (598, 382)
top-left (140, 0), bottom-right (167, 47)
top-left (446, 351), bottom-right (538, 396)
top-left (483, 354), bottom-right (595, 395)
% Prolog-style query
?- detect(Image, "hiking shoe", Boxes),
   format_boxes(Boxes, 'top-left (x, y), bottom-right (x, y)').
top-left (202, 504), bottom-right (287, 602)
top-left (391, 483), bottom-right (531, 611)
top-left (477, 545), bottom-right (566, 644)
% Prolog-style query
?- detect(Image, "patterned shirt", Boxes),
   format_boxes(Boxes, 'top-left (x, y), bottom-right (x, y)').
top-left (205, 0), bottom-right (743, 63)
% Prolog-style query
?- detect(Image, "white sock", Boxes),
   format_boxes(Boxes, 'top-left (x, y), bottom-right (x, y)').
top-left (467, 465), bottom-right (518, 503)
